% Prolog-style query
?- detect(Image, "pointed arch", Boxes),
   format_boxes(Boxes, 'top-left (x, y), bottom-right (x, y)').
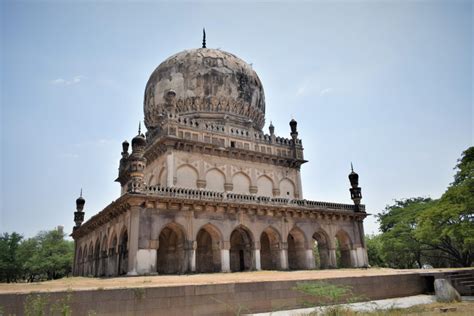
top-left (196, 223), bottom-right (223, 273)
top-left (257, 175), bottom-right (274, 197)
top-left (232, 172), bottom-right (251, 194)
top-left (76, 246), bottom-right (83, 276)
top-left (118, 228), bottom-right (128, 275)
top-left (100, 234), bottom-right (108, 276)
top-left (82, 245), bottom-right (88, 276)
top-left (335, 229), bottom-right (353, 268)
top-left (260, 226), bottom-right (281, 270)
top-left (205, 168), bottom-right (226, 192)
top-left (87, 242), bottom-right (94, 276)
top-left (108, 232), bottom-right (118, 276)
top-left (287, 226), bottom-right (307, 270)
top-left (229, 225), bottom-right (254, 272)
top-left (279, 178), bottom-right (295, 198)
top-left (158, 167), bottom-right (167, 187)
top-left (94, 237), bottom-right (101, 276)
top-left (312, 229), bottom-right (330, 269)
top-left (156, 222), bottom-right (187, 274)
top-left (176, 164), bottom-right (198, 188)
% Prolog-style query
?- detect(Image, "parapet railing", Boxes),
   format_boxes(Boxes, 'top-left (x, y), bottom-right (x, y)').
top-left (164, 113), bottom-right (302, 146)
top-left (145, 185), bottom-right (361, 212)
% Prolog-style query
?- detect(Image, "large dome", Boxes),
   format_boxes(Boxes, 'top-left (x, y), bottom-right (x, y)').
top-left (144, 48), bottom-right (266, 131)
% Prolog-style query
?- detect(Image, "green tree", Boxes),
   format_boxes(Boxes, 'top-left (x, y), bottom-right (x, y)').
top-left (415, 147), bottom-right (474, 267)
top-left (377, 197), bottom-right (433, 268)
top-left (365, 234), bottom-right (385, 267)
top-left (32, 230), bottom-right (74, 280)
top-left (375, 147), bottom-right (474, 268)
top-left (0, 232), bottom-right (23, 282)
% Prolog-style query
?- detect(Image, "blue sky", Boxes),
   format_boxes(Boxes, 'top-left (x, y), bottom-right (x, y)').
top-left (1, 1), bottom-right (472, 238)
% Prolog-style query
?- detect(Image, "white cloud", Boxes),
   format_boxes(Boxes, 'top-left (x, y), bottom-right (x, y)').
top-left (319, 88), bottom-right (333, 96)
top-left (50, 75), bottom-right (86, 86)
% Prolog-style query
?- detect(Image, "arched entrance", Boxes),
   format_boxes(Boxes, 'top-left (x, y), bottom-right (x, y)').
top-left (230, 226), bottom-right (254, 272)
top-left (87, 243), bottom-right (93, 276)
top-left (156, 223), bottom-right (186, 274)
top-left (76, 247), bottom-right (83, 276)
top-left (336, 230), bottom-right (353, 268)
top-left (107, 234), bottom-right (117, 276)
top-left (94, 239), bottom-right (100, 276)
top-left (196, 224), bottom-right (222, 273)
top-left (260, 227), bottom-right (281, 270)
top-left (287, 227), bottom-right (307, 270)
top-left (118, 229), bottom-right (128, 275)
top-left (312, 231), bottom-right (330, 269)
top-left (100, 235), bottom-right (108, 276)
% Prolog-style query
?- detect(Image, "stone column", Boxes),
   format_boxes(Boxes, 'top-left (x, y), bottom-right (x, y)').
top-left (127, 205), bottom-right (141, 276)
top-left (328, 248), bottom-right (337, 268)
top-left (296, 168), bottom-right (303, 199)
top-left (279, 242), bottom-right (289, 270)
top-left (186, 241), bottom-right (197, 273)
top-left (221, 241), bottom-right (231, 272)
top-left (305, 249), bottom-right (316, 269)
top-left (253, 241), bottom-right (261, 271)
top-left (350, 249), bottom-right (358, 268)
top-left (166, 151), bottom-right (174, 187)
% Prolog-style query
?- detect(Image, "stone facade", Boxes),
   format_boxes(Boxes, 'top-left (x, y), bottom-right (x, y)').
top-left (71, 46), bottom-right (369, 277)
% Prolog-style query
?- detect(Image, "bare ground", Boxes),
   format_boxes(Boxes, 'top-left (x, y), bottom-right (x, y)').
top-left (0, 268), bottom-right (468, 294)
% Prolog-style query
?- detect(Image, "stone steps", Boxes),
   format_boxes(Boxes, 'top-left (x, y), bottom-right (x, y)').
top-left (442, 270), bottom-right (474, 296)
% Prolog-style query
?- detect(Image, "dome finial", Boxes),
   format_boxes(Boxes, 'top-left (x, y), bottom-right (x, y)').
top-left (80, 188), bottom-right (82, 197)
top-left (351, 162), bottom-right (354, 173)
top-left (138, 121), bottom-right (141, 135)
top-left (202, 28), bottom-right (206, 48)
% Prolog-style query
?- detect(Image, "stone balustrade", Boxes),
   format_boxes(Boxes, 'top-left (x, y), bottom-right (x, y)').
top-left (145, 185), bottom-right (362, 212)
top-left (162, 113), bottom-right (302, 147)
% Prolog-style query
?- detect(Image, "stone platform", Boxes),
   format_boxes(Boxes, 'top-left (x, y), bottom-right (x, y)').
top-left (0, 269), bottom-right (467, 316)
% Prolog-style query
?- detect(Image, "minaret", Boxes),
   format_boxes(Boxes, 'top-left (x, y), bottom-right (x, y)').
top-left (128, 123), bottom-right (147, 193)
top-left (202, 28), bottom-right (206, 48)
top-left (289, 118), bottom-right (298, 159)
top-left (348, 163), bottom-right (363, 211)
top-left (73, 189), bottom-right (85, 231)
top-left (269, 121), bottom-right (275, 143)
top-left (115, 140), bottom-right (131, 194)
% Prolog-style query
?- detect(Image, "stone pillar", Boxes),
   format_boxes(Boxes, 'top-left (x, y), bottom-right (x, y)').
top-left (221, 241), bottom-right (231, 272)
top-left (279, 242), bottom-right (289, 270)
top-left (127, 205), bottom-right (140, 276)
top-left (355, 246), bottom-right (368, 267)
top-left (136, 249), bottom-right (157, 274)
top-left (166, 151), bottom-right (174, 187)
top-left (305, 249), bottom-right (315, 269)
top-left (186, 241), bottom-right (197, 273)
top-left (296, 168), bottom-right (303, 199)
top-left (328, 248), bottom-right (337, 268)
top-left (350, 249), bottom-right (358, 268)
top-left (253, 241), bottom-right (261, 270)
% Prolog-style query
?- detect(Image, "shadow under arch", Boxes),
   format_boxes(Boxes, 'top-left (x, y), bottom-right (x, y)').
top-left (108, 233), bottom-right (118, 276)
top-left (118, 228), bottom-right (128, 275)
top-left (335, 229), bottom-right (353, 268)
top-left (196, 223), bottom-right (223, 273)
top-left (229, 225), bottom-right (254, 272)
top-left (312, 229), bottom-right (331, 269)
top-left (260, 226), bottom-right (282, 270)
top-left (287, 226), bottom-right (307, 270)
top-left (157, 222), bottom-right (187, 274)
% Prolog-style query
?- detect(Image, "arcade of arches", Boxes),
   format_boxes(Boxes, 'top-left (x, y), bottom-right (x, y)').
top-left (74, 214), bottom-right (367, 277)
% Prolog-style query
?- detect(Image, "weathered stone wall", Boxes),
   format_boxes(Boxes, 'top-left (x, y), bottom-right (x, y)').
top-left (142, 150), bottom-right (301, 198)
top-left (0, 273), bottom-right (428, 316)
